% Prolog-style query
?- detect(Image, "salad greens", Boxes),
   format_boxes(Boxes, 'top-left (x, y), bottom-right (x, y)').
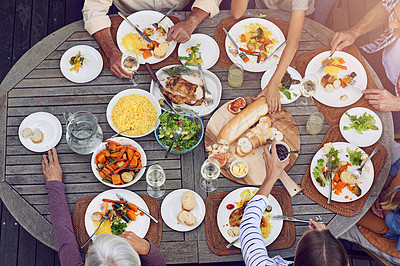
top-left (111, 220), bottom-right (127, 235)
top-left (312, 147), bottom-right (340, 187)
top-left (178, 44), bottom-right (204, 67)
top-left (343, 111), bottom-right (378, 134)
top-left (279, 71), bottom-right (299, 100)
top-left (163, 65), bottom-right (193, 78)
top-left (313, 158), bottom-right (326, 187)
top-left (158, 112), bottom-right (201, 151)
top-left (346, 147), bottom-right (363, 166)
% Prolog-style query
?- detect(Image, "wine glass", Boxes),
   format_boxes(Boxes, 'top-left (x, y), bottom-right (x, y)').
top-left (200, 158), bottom-right (220, 192)
top-left (296, 73), bottom-right (318, 108)
top-left (121, 49), bottom-right (140, 86)
top-left (146, 164), bottom-right (166, 198)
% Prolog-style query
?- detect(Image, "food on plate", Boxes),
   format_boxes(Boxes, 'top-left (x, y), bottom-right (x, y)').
top-left (156, 26), bottom-right (167, 36)
top-left (22, 127), bottom-right (44, 144)
top-left (92, 198), bottom-right (142, 235)
top-left (163, 65), bottom-right (193, 78)
top-left (209, 153), bottom-right (228, 168)
top-left (340, 94), bottom-right (348, 101)
top-left (343, 111), bottom-right (378, 134)
top-left (182, 191), bottom-right (196, 211)
top-left (229, 200), bottom-right (248, 227)
top-left (94, 139), bottom-right (142, 185)
top-left (22, 128), bottom-right (33, 138)
top-left (161, 74), bottom-right (205, 106)
top-left (154, 42), bottom-right (169, 59)
top-left (322, 57), bottom-right (347, 76)
top-left (227, 226), bottom-right (240, 237)
top-left (346, 147), bottom-right (363, 166)
top-left (226, 204), bottom-right (235, 210)
top-left (157, 111), bottom-right (201, 152)
top-left (278, 71), bottom-right (300, 100)
top-left (69, 51), bottom-right (84, 73)
top-left (177, 210), bottom-right (196, 226)
top-left (227, 97), bottom-right (247, 114)
top-left (121, 33), bottom-right (147, 56)
top-left (230, 160), bottom-right (248, 177)
top-left (143, 27), bottom-right (154, 36)
top-left (111, 94), bottom-right (158, 136)
top-left (266, 205), bottom-right (272, 212)
top-left (178, 43), bottom-right (204, 66)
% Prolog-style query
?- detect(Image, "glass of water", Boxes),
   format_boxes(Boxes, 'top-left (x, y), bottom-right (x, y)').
top-left (306, 112), bottom-right (324, 135)
top-left (121, 50), bottom-right (140, 86)
top-left (200, 158), bottom-right (220, 192)
top-left (228, 63), bottom-right (244, 88)
top-left (146, 164), bottom-right (166, 198)
top-left (297, 73), bottom-right (318, 108)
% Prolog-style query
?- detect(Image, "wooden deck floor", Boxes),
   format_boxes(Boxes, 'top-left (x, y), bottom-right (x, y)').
top-left (0, 0), bottom-right (389, 265)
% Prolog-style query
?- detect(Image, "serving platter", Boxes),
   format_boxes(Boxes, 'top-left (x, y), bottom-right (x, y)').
top-left (205, 97), bottom-right (300, 186)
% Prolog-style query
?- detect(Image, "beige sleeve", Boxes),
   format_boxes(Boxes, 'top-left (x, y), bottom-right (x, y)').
top-left (82, 0), bottom-right (113, 35)
top-left (192, 0), bottom-right (222, 18)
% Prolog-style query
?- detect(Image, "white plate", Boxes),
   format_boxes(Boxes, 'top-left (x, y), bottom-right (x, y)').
top-left (91, 137), bottom-right (147, 188)
top-left (261, 66), bottom-right (302, 104)
top-left (225, 18), bottom-right (286, 73)
top-left (106, 89), bottom-right (162, 138)
top-left (60, 45), bottom-right (103, 83)
top-left (149, 65), bottom-right (222, 117)
top-left (84, 189), bottom-right (150, 240)
top-left (178, 34), bottom-right (220, 70)
top-left (305, 51), bottom-right (367, 107)
top-left (217, 187), bottom-right (283, 249)
top-left (339, 107), bottom-right (383, 147)
top-left (18, 112), bottom-right (62, 152)
top-left (310, 142), bottom-right (374, 202)
top-left (161, 189), bottom-right (205, 232)
top-left (116, 10), bottom-right (176, 65)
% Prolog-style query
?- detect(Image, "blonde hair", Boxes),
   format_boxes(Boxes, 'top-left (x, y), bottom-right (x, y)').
top-left (381, 189), bottom-right (400, 210)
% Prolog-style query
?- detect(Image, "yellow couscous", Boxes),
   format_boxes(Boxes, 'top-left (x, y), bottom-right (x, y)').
top-left (93, 219), bottom-right (112, 235)
top-left (323, 56), bottom-right (347, 77)
top-left (121, 32), bottom-right (146, 56)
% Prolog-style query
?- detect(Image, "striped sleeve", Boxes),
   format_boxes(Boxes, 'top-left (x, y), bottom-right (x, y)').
top-left (239, 195), bottom-right (292, 266)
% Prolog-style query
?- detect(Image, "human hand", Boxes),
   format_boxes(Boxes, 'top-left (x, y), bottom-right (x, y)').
top-left (166, 20), bottom-right (196, 43)
top-left (120, 231), bottom-right (150, 256)
top-left (42, 147), bottom-right (62, 182)
top-left (255, 81), bottom-right (281, 113)
top-left (363, 89), bottom-right (400, 112)
top-left (308, 219), bottom-right (326, 231)
top-left (109, 50), bottom-right (133, 79)
top-left (371, 198), bottom-right (384, 219)
top-left (330, 30), bottom-right (357, 53)
top-left (262, 139), bottom-right (290, 182)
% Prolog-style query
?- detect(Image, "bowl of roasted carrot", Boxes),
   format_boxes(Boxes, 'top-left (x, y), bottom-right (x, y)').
top-left (91, 137), bottom-right (147, 187)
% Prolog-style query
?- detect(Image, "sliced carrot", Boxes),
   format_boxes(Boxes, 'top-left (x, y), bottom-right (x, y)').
top-left (240, 34), bottom-right (246, 42)
top-left (127, 209), bottom-right (136, 221)
top-left (128, 203), bottom-right (138, 212)
top-left (261, 216), bottom-right (268, 227)
top-left (98, 154), bottom-right (106, 164)
top-left (143, 50), bottom-right (152, 59)
top-left (111, 174), bottom-right (122, 185)
top-left (99, 171), bottom-right (106, 178)
top-left (127, 149), bottom-right (134, 161)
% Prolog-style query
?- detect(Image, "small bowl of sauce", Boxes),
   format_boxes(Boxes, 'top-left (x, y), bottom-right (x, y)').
top-left (269, 141), bottom-right (290, 161)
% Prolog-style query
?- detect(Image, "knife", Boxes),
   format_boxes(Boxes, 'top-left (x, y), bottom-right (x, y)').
top-left (118, 12), bottom-right (153, 44)
top-left (316, 51), bottom-right (335, 75)
top-left (226, 237), bottom-right (240, 248)
top-left (262, 40), bottom-right (287, 63)
top-left (223, 28), bottom-right (249, 63)
top-left (271, 215), bottom-right (310, 223)
top-left (326, 156), bottom-right (334, 204)
top-left (116, 193), bottom-right (159, 223)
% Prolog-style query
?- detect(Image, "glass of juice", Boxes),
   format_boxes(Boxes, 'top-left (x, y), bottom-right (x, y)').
top-left (228, 64), bottom-right (244, 88)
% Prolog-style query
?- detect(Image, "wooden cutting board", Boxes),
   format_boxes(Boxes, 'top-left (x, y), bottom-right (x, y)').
top-left (205, 97), bottom-right (301, 186)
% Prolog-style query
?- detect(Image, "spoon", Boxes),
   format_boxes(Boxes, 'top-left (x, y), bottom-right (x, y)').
top-left (165, 127), bottom-right (182, 158)
top-left (152, 3), bottom-right (178, 29)
top-left (352, 147), bottom-right (379, 179)
top-left (111, 127), bottom-right (134, 138)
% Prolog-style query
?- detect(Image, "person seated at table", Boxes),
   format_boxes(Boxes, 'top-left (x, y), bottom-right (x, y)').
top-left (42, 147), bottom-right (166, 265)
top-left (239, 139), bottom-right (349, 266)
top-left (230, 0), bottom-right (314, 113)
top-left (82, 0), bottom-right (222, 79)
top-left (330, 0), bottom-right (400, 134)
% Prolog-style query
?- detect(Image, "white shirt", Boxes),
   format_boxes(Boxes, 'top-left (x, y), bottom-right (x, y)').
top-left (382, 38), bottom-right (400, 96)
top-left (255, 0), bottom-right (315, 16)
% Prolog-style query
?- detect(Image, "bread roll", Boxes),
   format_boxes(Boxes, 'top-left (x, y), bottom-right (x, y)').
top-left (154, 42), bottom-right (169, 59)
top-left (217, 98), bottom-right (268, 145)
top-left (182, 191), bottom-right (196, 211)
top-left (30, 128), bottom-right (43, 143)
top-left (177, 210), bottom-right (196, 226)
top-left (22, 128), bottom-right (33, 138)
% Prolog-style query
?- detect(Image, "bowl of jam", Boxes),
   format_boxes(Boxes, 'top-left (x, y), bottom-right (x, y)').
top-left (269, 141), bottom-right (290, 161)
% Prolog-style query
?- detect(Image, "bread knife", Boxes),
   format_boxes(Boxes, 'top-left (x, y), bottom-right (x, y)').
top-left (115, 193), bottom-right (158, 223)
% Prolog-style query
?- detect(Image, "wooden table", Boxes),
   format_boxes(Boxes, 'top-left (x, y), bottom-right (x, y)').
top-left (0, 10), bottom-right (394, 264)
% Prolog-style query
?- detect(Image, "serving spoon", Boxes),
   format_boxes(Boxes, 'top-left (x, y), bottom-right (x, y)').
top-left (165, 127), bottom-right (182, 158)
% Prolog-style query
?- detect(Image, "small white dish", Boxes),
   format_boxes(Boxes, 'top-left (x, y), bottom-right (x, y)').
top-left (230, 159), bottom-right (249, 178)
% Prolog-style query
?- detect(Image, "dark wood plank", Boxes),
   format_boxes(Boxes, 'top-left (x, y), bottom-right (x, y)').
top-left (12, 0), bottom-right (33, 65)
top-left (31, 0), bottom-right (49, 46)
top-left (35, 240), bottom-right (56, 266)
top-left (0, 204), bottom-right (19, 266)
top-left (0, 0), bottom-right (16, 81)
top-left (65, 0), bottom-right (84, 25)
top-left (48, 0), bottom-right (66, 34)
top-left (17, 227), bottom-right (37, 266)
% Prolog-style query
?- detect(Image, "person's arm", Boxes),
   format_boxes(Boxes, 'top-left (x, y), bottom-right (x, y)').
top-left (362, 89), bottom-right (400, 111)
top-left (231, 0), bottom-right (249, 19)
top-left (330, 2), bottom-right (388, 53)
top-left (43, 148), bottom-right (84, 266)
top-left (255, 10), bottom-right (305, 113)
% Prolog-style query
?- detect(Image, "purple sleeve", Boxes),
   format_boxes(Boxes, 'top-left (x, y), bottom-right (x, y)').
top-left (46, 181), bottom-right (84, 266)
top-left (140, 239), bottom-right (166, 266)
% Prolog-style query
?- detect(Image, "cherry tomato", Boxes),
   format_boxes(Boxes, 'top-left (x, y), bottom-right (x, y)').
top-left (178, 120), bottom-right (183, 125)
top-left (226, 204), bottom-right (235, 210)
top-left (70, 56), bottom-right (76, 62)
top-left (174, 146), bottom-right (180, 151)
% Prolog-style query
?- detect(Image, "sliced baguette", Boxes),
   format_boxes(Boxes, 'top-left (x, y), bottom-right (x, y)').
top-left (250, 126), bottom-right (262, 135)
top-left (238, 137), bottom-right (252, 154)
top-left (256, 123), bottom-right (269, 135)
top-left (268, 128), bottom-right (277, 140)
top-left (177, 210), bottom-right (196, 226)
top-left (275, 131), bottom-right (284, 141)
top-left (30, 128), bottom-right (43, 144)
top-left (246, 132), bottom-right (260, 149)
top-left (235, 146), bottom-right (247, 157)
top-left (182, 191), bottom-right (196, 211)
top-left (256, 133), bottom-right (267, 146)
top-left (22, 128), bottom-right (33, 138)
top-left (259, 116), bottom-right (272, 128)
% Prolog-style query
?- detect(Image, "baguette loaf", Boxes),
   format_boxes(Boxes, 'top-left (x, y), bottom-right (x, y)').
top-left (217, 98), bottom-right (268, 145)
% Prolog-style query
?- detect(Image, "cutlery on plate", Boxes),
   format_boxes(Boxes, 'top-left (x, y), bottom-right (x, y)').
top-left (271, 215), bottom-right (323, 223)
top-left (80, 214), bottom-right (110, 248)
top-left (111, 127), bottom-right (134, 138)
top-left (127, 161), bottom-right (159, 171)
top-left (116, 193), bottom-right (159, 223)
top-left (226, 237), bottom-right (240, 248)
top-left (152, 3), bottom-right (178, 29)
top-left (197, 63), bottom-right (213, 106)
top-left (223, 27), bottom-right (250, 64)
top-left (118, 12), bottom-right (153, 44)
top-left (262, 40), bottom-right (287, 63)
top-left (316, 51), bottom-right (335, 75)
top-left (326, 156), bottom-right (334, 204)
top-left (165, 127), bottom-right (182, 158)
top-left (348, 78), bottom-right (363, 90)
top-left (351, 147), bottom-right (378, 179)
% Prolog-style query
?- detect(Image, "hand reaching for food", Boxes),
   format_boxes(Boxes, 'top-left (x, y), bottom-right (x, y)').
top-left (330, 30), bottom-right (357, 54)
top-left (42, 147), bottom-right (63, 182)
top-left (308, 219), bottom-right (326, 231)
top-left (120, 231), bottom-right (150, 255)
top-left (263, 140), bottom-right (289, 182)
top-left (255, 82), bottom-right (281, 113)
top-left (166, 20), bottom-right (196, 43)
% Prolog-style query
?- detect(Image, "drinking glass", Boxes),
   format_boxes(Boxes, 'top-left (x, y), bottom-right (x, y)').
top-left (228, 63), bottom-right (244, 88)
top-left (306, 112), bottom-right (324, 135)
top-left (200, 158), bottom-right (220, 192)
top-left (296, 73), bottom-right (318, 108)
top-left (121, 50), bottom-right (140, 86)
top-left (146, 164), bottom-right (166, 198)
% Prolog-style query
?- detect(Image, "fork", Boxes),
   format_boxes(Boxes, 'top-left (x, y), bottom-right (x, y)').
top-left (348, 79), bottom-right (363, 90)
top-left (152, 3), bottom-right (178, 29)
top-left (197, 63), bottom-right (213, 106)
top-left (80, 214), bottom-right (110, 248)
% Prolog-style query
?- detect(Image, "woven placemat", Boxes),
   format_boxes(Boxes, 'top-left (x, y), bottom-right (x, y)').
top-left (72, 195), bottom-right (162, 253)
top-left (214, 17), bottom-right (297, 69)
top-left (301, 125), bottom-right (387, 217)
top-left (99, 16), bottom-right (181, 70)
top-left (205, 187), bottom-right (295, 255)
top-left (295, 45), bottom-right (378, 126)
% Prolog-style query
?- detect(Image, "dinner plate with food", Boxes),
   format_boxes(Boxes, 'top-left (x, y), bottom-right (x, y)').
top-left (19, 112), bottom-right (62, 152)
top-left (310, 142), bottom-right (374, 202)
top-left (305, 51), bottom-right (367, 107)
top-left (161, 189), bottom-right (206, 232)
top-left (177, 33), bottom-right (220, 70)
top-left (225, 18), bottom-right (285, 72)
top-left (85, 189), bottom-right (150, 239)
top-left (217, 187), bottom-right (283, 248)
top-left (116, 10), bottom-right (176, 65)
top-left (106, 89), bottom-right (162, 138)
top-left (261, 66), bottom-right (302, 104)
top-left (60, 45), bottom-right (103, 83)
top-left (149, 65), bottom-right (222, 117)
top-left (339, 107), bottom-right (382, 147)
top-left (91, 137), bottom-right (147, 187)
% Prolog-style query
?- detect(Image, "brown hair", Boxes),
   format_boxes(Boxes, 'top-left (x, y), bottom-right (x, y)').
top-left (381, 189), bottom-right (400, 210)
top-left (294, 229), bottom-right (348, 266)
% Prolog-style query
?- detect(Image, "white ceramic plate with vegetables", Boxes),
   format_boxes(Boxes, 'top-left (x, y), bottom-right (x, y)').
top-left (85, 189), bottom-right (150, 240)
top-left (310, 142), bottom-right (374, 203)
top-left (261, 66), bottom-right (302, 104)
top-left (339, 107), bottom-right (382, 147)
top-left (217, 187), bottom-right (283, 249)
top-left (178, 33), bottom-right (220, 70)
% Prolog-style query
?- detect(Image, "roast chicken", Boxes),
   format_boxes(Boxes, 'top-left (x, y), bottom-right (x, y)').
top-left (229, 200), bottom-right (248, 227)
top-left (161, 74), bottom-right (205, 106)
